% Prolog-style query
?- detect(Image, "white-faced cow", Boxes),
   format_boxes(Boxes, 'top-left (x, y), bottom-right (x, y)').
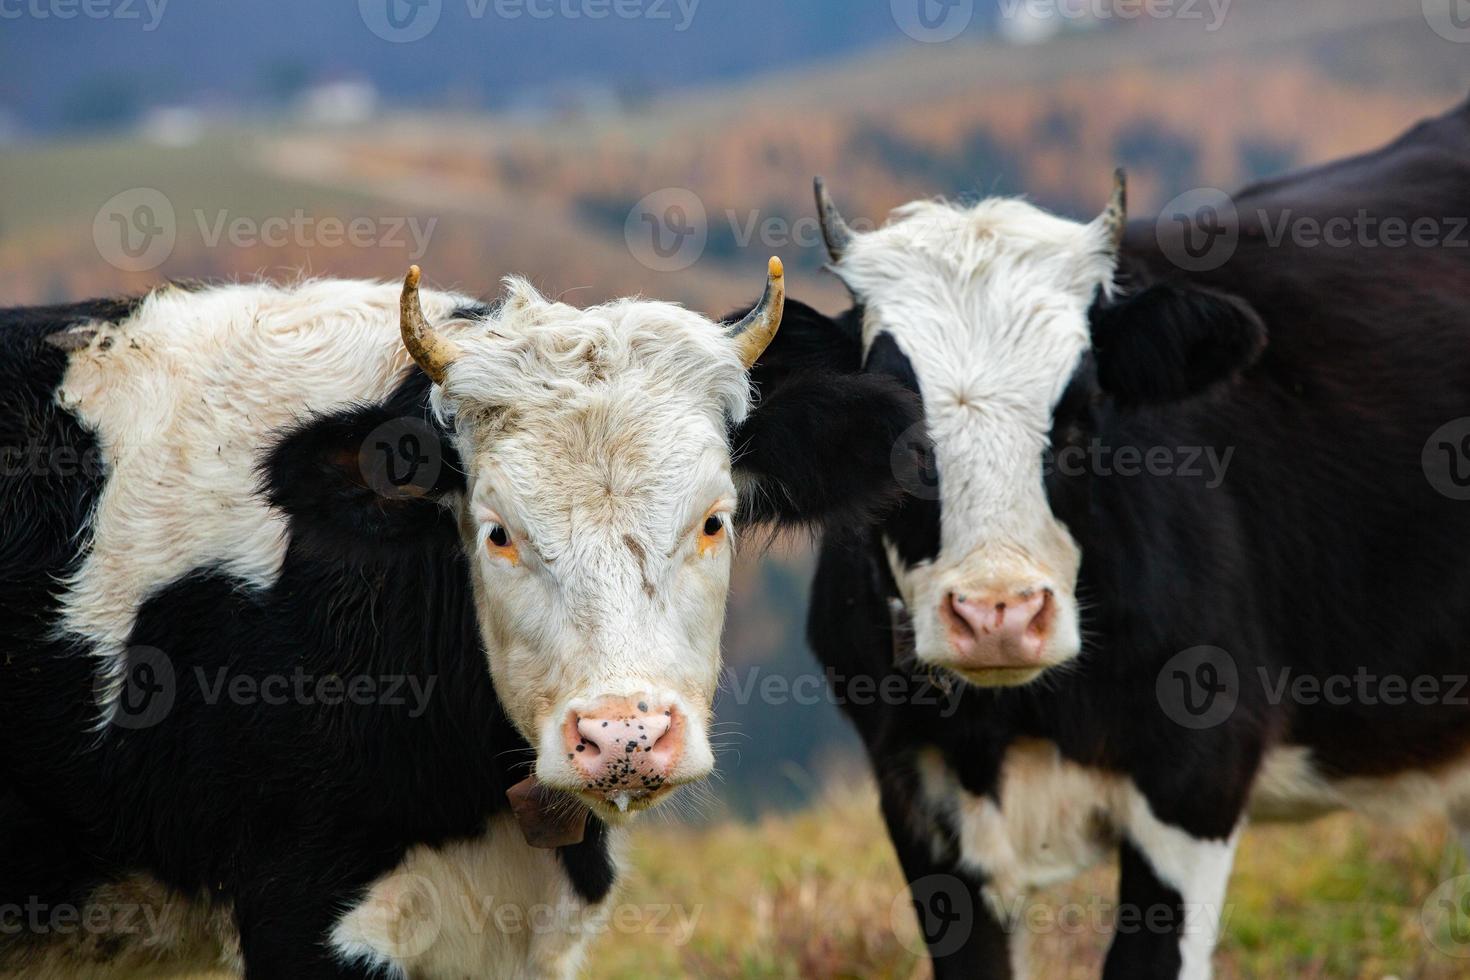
top-left (0, 259), bottom-right (914, 977)
top-left (748, 96), bottom-right (1470, 977)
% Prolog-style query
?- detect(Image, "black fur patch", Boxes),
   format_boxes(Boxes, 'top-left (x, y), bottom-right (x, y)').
top-left (738, 299), bottom-right (863, 382)
top-left (558, 817), bottom-right (616, 904)
top-left (0, 297), bottom-right (135, 581)
top-left (1043, 354), bottom-right (1099, 532)
top-left (450, 303), bottom-right (496, 322)
top-left (260, 371), bottom-right (466, 562)
top-left (0, 297), bottom-right (139, 960)
top-left (1102, 841), bottom-right (1186, 979)
top-left (733, 368), bottom-right (919, 531)
top-left (733, 301), bottom-right (920, 532)
top-left (1089, 281), bottom-right (1267, 406)
top-left (865, 332), bottom-right (941, 567)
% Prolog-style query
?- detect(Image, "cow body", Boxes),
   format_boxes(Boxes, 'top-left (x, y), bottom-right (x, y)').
top-left (0, 281), bottom-right (619, 978)
top-left (764, 97), bottom-right (1470, 977)
top-left (0, 270), bottom-right (911, 977)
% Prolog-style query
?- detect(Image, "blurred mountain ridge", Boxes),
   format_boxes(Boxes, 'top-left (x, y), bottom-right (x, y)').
top-left (1, 0), bottom-right (992, 135)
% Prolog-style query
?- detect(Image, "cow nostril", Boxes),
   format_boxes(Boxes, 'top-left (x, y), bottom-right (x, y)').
top-left (636, 711), bottom-right (675, 755)
top-left (945, 593), bottom-right (972, 636)
top-left (574, 717), bottom-right (612, 760)
top-left (1027, 590), bottom-right (1056, 639)
top-left (570, 703), bottom-right (678, 775)
top-left (648, 722), bottom-right (673, 754)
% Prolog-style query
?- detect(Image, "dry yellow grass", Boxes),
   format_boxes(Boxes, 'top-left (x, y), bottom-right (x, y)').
top-left (173, 781), bottom-right (1470, 978)
top-left (594, 784), bottom-right (1470, 979)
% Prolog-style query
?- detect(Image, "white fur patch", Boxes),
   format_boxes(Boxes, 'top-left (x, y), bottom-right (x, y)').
top-left (1124, 801), bottom-right (1239, 980)
top-left (835, 197), bottom-right (1118, 673)
top-left (330, 815), bottom-right (625, 979)
top-left (917, 740), bottom-right (1238, 979)
top-left (54, 279), bottom-right (475, 714)
top-left (917, 740), bottom-right (1125, 911)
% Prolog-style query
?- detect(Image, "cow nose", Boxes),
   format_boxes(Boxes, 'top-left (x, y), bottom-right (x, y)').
top-left (563, 697), bottom-right (683, 803)
top-left (942, 588), bottom-right (1054, 669)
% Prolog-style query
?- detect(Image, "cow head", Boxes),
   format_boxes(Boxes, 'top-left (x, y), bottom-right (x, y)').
top-left (790, 175), bottom-right (1265, 688)
top-left (403, 261), bottom-right (787, 820)
top-left (272, 259), bottom-right (915, 825)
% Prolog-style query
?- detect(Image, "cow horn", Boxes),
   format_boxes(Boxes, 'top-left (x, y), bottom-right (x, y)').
top-left (814, 176), bottom-right (854, 262)
top-left (728, 256), bottom-right (785, 369)
top-left (1099, 167), bottom-right (1127, 254)
top-left (400, 265), bottom-right (461, 385)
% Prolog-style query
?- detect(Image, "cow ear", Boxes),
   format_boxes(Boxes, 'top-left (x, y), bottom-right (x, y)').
top-left (732, 300), bottom-right (920, 530)
top-left (260, 374), bottom-right (466, 560)
top-left (1089, 281), bottom-right (1267, 406)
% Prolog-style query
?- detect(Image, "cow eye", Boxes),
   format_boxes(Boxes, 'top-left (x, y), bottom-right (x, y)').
top-left (482, 513), bottom-right (520, 565)
top-left (697, 508), bottom-right (728, 557)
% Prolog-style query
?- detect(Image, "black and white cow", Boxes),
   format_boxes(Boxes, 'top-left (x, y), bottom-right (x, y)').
top-left (0, 259), bottom-right (914, 977)
top-left (748, 96), bottom-right (1470, 977)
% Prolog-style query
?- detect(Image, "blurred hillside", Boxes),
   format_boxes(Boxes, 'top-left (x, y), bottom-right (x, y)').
top-left (3, 0), bottom-right (1465, 309)
top-left (2, 0), bottom-right (1467, 812)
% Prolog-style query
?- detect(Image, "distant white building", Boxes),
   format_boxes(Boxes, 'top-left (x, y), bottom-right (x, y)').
top-left (998, 0), bottom-right (1112, 45)
top-left (138, 107), bottom-right (205, 147)
top-left (295, 79), bottom-right (378, 126)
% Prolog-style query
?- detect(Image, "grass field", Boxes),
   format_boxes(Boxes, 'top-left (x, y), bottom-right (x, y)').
top-left (589, 783), bottom-right (1470, 979)
top-left (172, 781), bottom-right (1470, 978)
